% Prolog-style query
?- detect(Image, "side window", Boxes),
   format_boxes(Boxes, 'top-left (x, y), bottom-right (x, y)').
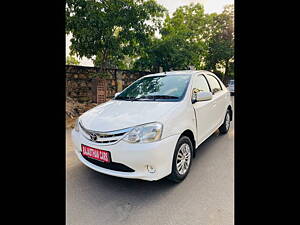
top-left (206, 75), bottom-right (222, 94)
top-left (192, 74), bottom-right (210, 93)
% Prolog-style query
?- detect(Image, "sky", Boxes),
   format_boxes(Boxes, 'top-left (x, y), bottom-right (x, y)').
top-left (157, 0), bottom-right (234, 15)
top-left (66, 0), bottom-right (234, 66)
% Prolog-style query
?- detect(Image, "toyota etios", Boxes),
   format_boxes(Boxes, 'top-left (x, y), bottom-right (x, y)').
top-left (72, 70), bottom-right (233, 182)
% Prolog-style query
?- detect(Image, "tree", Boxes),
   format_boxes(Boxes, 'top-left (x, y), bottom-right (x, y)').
top-left (66, 0), bottom-right (166, 71)
top-left (134, 3), bottom-right (210, 72)
top-left (66, 55), bottom-right (80, 65)
top-left (204, 4), bottom-right (234, 80)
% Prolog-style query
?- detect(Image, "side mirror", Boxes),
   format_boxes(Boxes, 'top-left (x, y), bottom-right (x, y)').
top-left (195, 91), bottom-right (213, 102)
top-left (114, 92), bottom-right (120, 98)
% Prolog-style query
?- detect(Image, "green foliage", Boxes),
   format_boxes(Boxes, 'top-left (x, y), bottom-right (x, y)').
top-left (66, 0), bottom-right (166, 70)
top-left (133, 3), bottom-right (234, 77)
top-left (204, 4), bottom-right (234, 79)
top-left (66, 55), bottom-right (80, 65)
top-left (134, 3), bottom-right (207, 72)
top-left (66, 1), bottom-right (234, 78)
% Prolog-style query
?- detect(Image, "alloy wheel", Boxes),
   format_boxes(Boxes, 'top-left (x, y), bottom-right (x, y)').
top-left (176, 143), bottom-right (191, 175)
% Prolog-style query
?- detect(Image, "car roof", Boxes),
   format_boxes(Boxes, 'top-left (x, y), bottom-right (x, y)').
top-left (144, 70), bottom-right (213, 77)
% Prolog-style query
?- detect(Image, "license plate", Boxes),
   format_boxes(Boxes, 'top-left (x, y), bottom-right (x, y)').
top-left (81, 145), bottom-right (110, 163)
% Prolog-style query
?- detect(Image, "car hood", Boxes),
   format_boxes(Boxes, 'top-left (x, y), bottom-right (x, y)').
top-left (79, 100), bottom-right (180, 131)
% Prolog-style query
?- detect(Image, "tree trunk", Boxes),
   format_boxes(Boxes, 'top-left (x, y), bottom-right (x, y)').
top-left (99, 50), bottom-right (108, 76)
top-left (223, 59), bottom-right (230, 83)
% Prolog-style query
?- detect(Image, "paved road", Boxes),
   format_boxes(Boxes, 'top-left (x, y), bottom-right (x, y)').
top-left (66, 97), bottom-right (234, 225)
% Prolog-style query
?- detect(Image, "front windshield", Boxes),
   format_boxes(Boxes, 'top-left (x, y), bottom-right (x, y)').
top-left (115, 75), bottom-right (191, 102)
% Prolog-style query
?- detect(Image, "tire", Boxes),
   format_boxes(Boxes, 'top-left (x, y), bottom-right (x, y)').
top-left (219, 110), bottom-right (231, 134)
top-left (167, 136), bottom-right (193, 183)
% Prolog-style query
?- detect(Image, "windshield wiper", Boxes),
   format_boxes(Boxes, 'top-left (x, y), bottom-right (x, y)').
top-left (138, 95), bottom-right (179, 100)
top-left (117, 95), bottom-right (179, 101)
top-left (115, 96), bottom-right (128, 100)
top-left (115, 96), bottom-right (141, 101)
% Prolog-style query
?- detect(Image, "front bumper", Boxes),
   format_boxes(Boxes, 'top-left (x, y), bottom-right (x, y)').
top-left (71, 129), bottom-right (180, 181)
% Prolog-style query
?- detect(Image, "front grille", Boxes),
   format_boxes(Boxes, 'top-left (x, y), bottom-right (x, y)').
top-left (82, 155), bottom-right (135, 172)
top-left (79, 122), bottom-right (131, 145)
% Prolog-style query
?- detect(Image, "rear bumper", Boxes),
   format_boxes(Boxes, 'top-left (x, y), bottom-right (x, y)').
top-left (71, 129), bottom-right (180, 181)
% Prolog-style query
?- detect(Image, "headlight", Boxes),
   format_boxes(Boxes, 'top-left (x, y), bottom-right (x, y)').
top-left (74, 118), bottom-right (80, 132)
top-left (123, 122), bottom-right (163, 143)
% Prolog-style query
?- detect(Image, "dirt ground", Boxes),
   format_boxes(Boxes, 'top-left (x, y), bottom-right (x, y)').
top-left (66, 97), bottom-right (98, 129)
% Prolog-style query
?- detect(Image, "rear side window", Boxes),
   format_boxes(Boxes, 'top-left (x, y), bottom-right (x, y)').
top-left (192, 74), bottom-right (210, 93)
top-left (206, 75), bottom-right (222, 94)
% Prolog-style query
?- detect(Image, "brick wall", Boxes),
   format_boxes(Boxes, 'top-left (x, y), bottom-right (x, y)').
top-left (66, 65), bottom-right (151, 103)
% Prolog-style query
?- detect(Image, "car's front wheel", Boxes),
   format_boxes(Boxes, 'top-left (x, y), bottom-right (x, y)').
top-left (167, 136), bottom-right (193, 183)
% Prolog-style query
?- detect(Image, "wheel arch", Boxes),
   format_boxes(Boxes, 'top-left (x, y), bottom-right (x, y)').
top-left (180, 129), bottom-right (196, 158)
top-left (227, 105), bottom-right (233, 121)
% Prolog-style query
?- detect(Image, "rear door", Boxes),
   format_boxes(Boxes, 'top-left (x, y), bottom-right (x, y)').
top-left (204, 73), bottom-right (228, 128)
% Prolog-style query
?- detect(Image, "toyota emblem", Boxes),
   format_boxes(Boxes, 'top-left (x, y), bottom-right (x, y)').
top-left (90, 133), bottom-right (98, 141)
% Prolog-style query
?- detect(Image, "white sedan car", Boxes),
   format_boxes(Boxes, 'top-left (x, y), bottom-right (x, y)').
top-left (72, 70), bottom-right (233, 182)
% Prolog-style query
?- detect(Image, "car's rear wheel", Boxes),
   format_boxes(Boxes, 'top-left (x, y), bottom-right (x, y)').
top-left (167, 136), bottom-right (193, 183)
top-left (219, 110), bottom-right (231, 134)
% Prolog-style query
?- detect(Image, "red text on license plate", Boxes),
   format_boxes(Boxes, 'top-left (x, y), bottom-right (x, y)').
top-left (81, 145), bottom-right (110, 163)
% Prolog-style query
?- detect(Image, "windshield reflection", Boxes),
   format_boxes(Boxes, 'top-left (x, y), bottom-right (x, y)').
top-left (115, 75), bottom-right (191, 102)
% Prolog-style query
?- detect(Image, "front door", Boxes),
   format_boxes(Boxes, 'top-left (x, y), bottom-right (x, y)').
top-left (191, 74), bottom-right (216, 144)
